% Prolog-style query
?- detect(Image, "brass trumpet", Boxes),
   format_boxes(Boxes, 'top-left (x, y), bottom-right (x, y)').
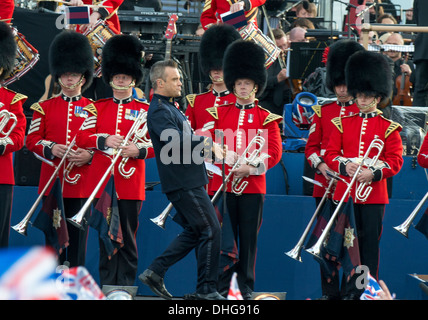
top-left (11, 140), bottom-right (77, 236)
top-left (355, 138), bottom-right (385, 202)
top-left (285, 177), bottom-right (336, 262)
top-left (0, 109), bottom-right (18, 144)
top-left (118, 115), bottom-right (152, 179)
top-left (305, 137), bottom-right (384, 258)
top-left (393, 191), bottom-right (428, 238)
top-left (68, 109), bottom-right (148, 229)
top-left (150, 130), bottom-right (266, 229)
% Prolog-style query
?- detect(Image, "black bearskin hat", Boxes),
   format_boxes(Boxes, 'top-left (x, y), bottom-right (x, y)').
top-left (345, 50), bottom-right (392, 101)
top-left (0, 21), bottom-right (16, 82)
top-left (101, 34), bottom-right (144, 86)
top-left (223, 40), bottom-right (267, 97)
top-left (325, 39), bottom-right (365, 92)
top-left (199, 24), bottom-right (241, 75)
top-left (49, 30), bottom-right (94, 92)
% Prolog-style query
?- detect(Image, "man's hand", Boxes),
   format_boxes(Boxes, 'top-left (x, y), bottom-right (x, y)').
top-left (52, 143), bottom-right (68, 158)
top-left (106, 135), bottom-right (124, 149)
top-left (67, 148), bottom-right (93, 167)
top-left (119, 143), bottom-right (140, 159)
top-left (230, 1), bottom-right (244, 12)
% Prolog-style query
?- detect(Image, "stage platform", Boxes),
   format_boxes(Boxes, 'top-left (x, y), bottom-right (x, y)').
top-left (8, 153), bottom-right (428, 300)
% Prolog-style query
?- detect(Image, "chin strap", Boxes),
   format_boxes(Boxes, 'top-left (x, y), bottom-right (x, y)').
top-left (233, 86), bottom-right (257, 100)
top-left (58, 75), bottom-right (85, 90)
top-left (109, 79), bottom-right (136, 90)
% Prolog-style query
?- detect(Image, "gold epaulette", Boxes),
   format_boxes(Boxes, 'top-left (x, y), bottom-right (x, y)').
top-left (258, 105), bottom-right (283, 126)
top-left (30, 102), bottom-right (45, 116)
top-left (206, 106), bottom-right (218, 119)
top-left (83, 103), bottom-right (97, 117)
top-left (11, 93), bottom-right (28, 105)
top-left (331, 116), bottom-right (343, 133)
top-left (186, 94), bottom-right (197, 108)
top-left (384, 118), bottom-right (402, 139)
top-left (312, 105), bottom-right (322, 118)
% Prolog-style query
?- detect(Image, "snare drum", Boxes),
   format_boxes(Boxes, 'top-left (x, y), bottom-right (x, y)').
top-left (3, 27), bottom-right (40, 86)
top-left (238, 22), bottom-right (281, 69)
top-left (83, 21), bottom-right (119, 77)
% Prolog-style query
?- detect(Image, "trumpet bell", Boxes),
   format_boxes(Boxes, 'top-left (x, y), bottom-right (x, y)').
top-left (393, 224), bottom-right (409, 238)
top-left (67, 214), bottom-right (86, 230)
top-left (11, 220), bottom-right (29, 236)
top-left (150, 215), bottom-right (166, 230)
top-left (284, 246), bottom-right (303, 263)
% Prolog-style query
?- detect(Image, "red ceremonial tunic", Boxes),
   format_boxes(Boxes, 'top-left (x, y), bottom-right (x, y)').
top-left (305, 100), bottom-right (359, 197)
top-left (26, 94), bottom-right (93, 197)
top-left (0, 87), bottom-right (27, 185)
top-left (76, 96), bottom-right (154, 200)
top-left (324, 111), bottom-right (404, 204)
top-left (200, 0), bottom-right (266, 30)
top-left (185, 89), bottom-right (236, 195)
top-left (207, 101), bottom-right (282, 195)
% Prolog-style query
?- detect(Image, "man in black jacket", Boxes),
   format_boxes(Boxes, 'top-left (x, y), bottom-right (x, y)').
top-left (139, 59), bottom-right (226, 300)
top-left (412, 0), bottom-right (428, 106)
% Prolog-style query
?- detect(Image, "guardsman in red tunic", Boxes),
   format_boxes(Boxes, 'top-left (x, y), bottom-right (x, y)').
top-left (185, 24), bottom-right (240, 195)
top-left (200, 0), bottom-right (265, 30)
top-left (26, 31), bottom-right (94, 266)
top-left (304, 39), bottom-right (364, 300)
top-left (208, 40), bottom-right (282, 299)
top-left (76, 34), bottom-right (154, 287)
top-left (324, 50), bottom-right (404, 299)
top-left (0, 22), bottom-right (27, 247)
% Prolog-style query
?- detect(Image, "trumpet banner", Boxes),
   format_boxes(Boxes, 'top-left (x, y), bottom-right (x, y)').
top-left (324, 197), bottom-right (361, 282)
top-left (88, 176), bottom-right (123, 259)
top-left (33, 177), bottom-right (69, 255)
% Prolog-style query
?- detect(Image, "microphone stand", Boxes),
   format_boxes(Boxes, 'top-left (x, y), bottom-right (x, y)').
top-left (334, 0), bottom-right (358, 39)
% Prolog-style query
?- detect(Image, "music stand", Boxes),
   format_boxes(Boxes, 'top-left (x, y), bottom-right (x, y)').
top-left (288, 41), bottom-right (329, 80)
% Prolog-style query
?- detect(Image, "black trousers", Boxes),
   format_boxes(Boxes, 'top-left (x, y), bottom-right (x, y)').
top-left (0, 184), bottom-right (13, 248)
top-left (217, 193), bottom-right (264, 296)
top-left (148, 186), bottom-right (221, 294)
top-left (59, 198), bottom-right (90, 267)
top-left (344, 203), bottom-right (385, 296)
top-left (97, 199), bottom-right (142, 287)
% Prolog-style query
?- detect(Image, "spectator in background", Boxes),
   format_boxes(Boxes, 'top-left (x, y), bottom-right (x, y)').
top-left (289, 26), bottom-right (309, 43)
top-left (377, 13), bottom-right (397, 24)
top-left (295, 1), bottom-right (317, 18)
top-left (292, 17), bottom-right (315, 30)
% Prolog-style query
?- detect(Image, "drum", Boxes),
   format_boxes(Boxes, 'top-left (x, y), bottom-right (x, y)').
top-left (238, 22), bottom-right (281, 69)
top-left (83, 21), bottom-right (119, 77)
top-left (3, 27), bottom-right (40, 86)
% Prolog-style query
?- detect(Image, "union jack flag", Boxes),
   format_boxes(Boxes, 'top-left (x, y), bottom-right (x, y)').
top-left (0, 247), bottom-right (67, 300)
top-left (360, 273), bottom-right (383, 300)
top-left (227, 272), bottom-right (243, 300)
